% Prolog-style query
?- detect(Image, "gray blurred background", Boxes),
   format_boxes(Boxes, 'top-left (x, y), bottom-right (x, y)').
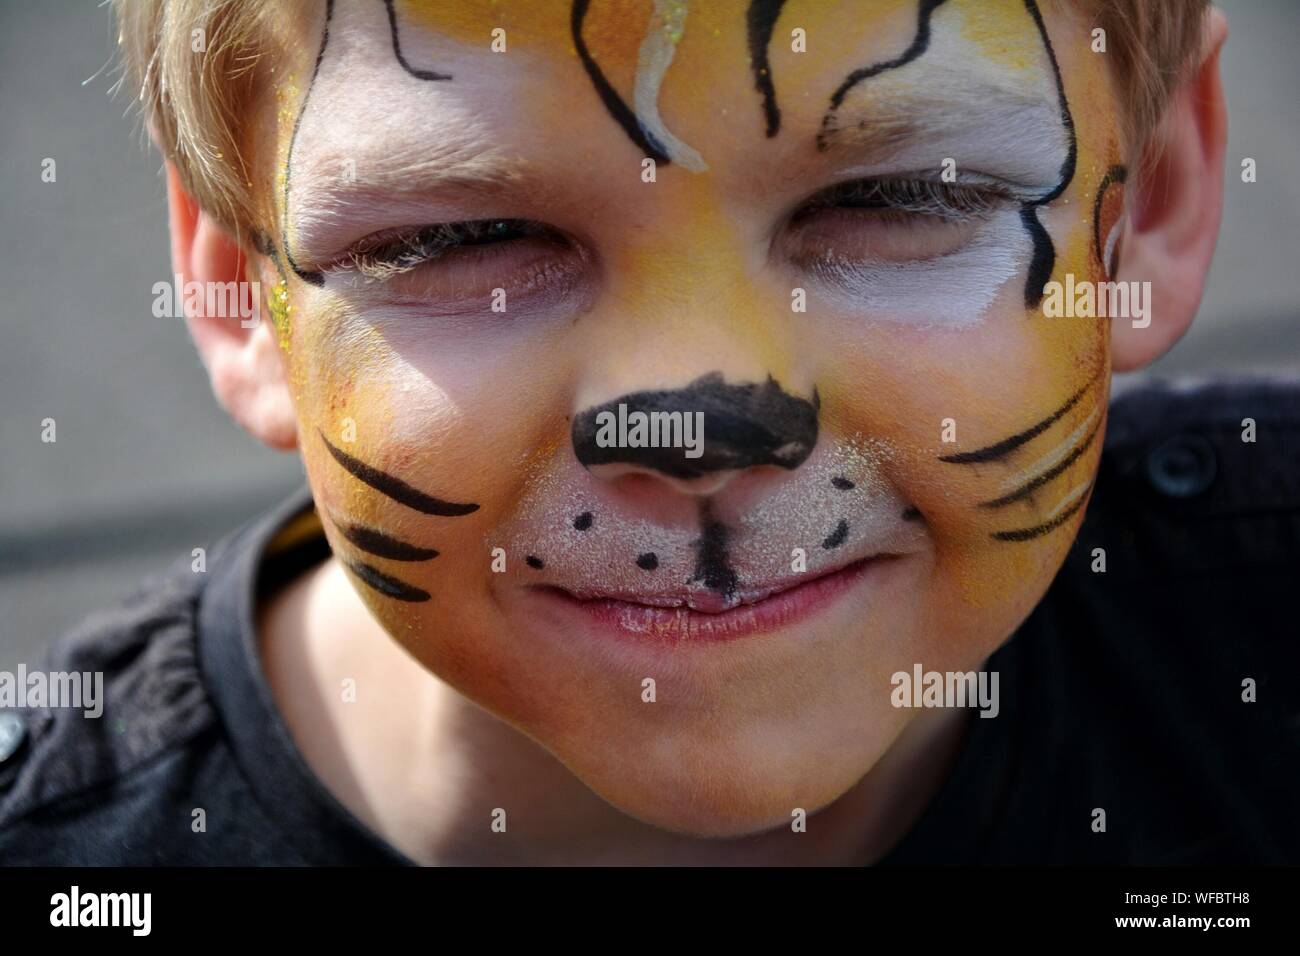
top-left (1, 0), bottom-right (1297, 669)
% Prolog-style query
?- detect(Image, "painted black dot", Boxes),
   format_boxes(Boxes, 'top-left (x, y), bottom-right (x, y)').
top-left (573, 511), bottom-right (594, 531)
top-left (821, 519), bottom-right (849, 550)
top-left (526, 555), bottom-right (544, 569)
top-left (902, 506), bottom-right (922, 521)
top-left (636, 552), bottom-right (659, 571)
top-left (831, 477), bottom-right (855, 490)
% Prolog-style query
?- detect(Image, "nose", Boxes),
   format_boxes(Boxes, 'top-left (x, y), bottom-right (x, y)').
top-left (571, 372), bottom-right (819, 494)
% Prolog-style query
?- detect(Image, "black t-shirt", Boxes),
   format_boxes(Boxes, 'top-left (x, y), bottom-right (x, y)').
top-left (2, 379), bottom-right (1298, 865)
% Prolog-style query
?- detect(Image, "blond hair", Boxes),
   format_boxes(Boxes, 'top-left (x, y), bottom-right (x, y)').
top-left (113, 0), bottom-right (1211, 243)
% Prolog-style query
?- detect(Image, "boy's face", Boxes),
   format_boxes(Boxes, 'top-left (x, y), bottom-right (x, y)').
top-left (263, 0), bottom-right (1122, 834)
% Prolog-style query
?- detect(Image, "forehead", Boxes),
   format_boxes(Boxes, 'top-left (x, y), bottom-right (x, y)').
top-left (277, 0), bottom-right (1089, 250)
top-left (285, 0), bottom-right (1076, 152)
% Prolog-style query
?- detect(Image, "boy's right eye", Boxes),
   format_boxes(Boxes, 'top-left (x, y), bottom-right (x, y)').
top-left (322, 218), bottom-right (593, 315)
top-left (334, 218), bottom-right (553, 280)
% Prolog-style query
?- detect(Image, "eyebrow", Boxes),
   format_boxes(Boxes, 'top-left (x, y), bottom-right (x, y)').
top-left (816, 79), bottom-right (1067, 190)
top-left (287, 137), bottom-right (532, 265)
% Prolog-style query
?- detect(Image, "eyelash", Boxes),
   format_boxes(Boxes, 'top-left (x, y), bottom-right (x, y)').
top-left (333, 218), bottom-right (550, 281)
top-left (326, 176), bottom-right (1011, 282)
top-left (793, 177), bottom-right (1012, 224)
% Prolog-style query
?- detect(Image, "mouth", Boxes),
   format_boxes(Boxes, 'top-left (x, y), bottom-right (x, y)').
top-left (531, 554), bottom-right (892, 644)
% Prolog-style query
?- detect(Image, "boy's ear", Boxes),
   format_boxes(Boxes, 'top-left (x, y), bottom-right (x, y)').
top-left (1110, 8), bottom-right (1228, 373)
top-left (165, 163), bottom-right (298, 450)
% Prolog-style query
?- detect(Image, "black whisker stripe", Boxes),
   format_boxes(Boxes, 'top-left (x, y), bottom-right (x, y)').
top-left (319, 431), bottom-right (479, 517)
top-left (746, 0), bottom-right (787, 137)
top-left (938, 369), bottom-right (1100, 465)
top-left (332, 516), bottom-right (439, 561)
top-left (347, 560), bottom-right (431, 602)
top-left (383, 0), bottom-right (454, 81)
top-left (816, 0), bottom-right (948, 151)
top-left (571, 0), bottom-right (671, 163)
top-left (977, 417), bottom-right (1101, 509)
top-left (991, 484), bottom-right (1092, 542)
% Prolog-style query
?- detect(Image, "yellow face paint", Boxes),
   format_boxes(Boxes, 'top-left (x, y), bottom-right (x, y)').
top-left (260, 0), bottom-right (1131, 838)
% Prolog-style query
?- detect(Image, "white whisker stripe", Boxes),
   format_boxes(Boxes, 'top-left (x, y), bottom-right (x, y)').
top-left (998, 403), bottom-right (1101, 493)
top-left (1046, 478), bottom-right (1093, 521)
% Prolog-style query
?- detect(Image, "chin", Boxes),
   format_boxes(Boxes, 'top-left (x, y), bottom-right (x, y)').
top-left (558, 711), bottom-right (887, 839)
top-left (491, 594), bottom-right (913, 839)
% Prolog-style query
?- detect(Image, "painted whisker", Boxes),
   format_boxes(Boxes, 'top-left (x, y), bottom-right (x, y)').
top-left (991, 479), bottom-right (1093, 542)
top-left (329, 515), bottom-right (439, 561)
top-left (319, 431), bottom-right (479, 517)
top-left (938, 368), bottom-right (1099, 465)
top-left (345, 560), bottom-right (431, 602)
top-left (977, 412), bottom-right (1102, 509)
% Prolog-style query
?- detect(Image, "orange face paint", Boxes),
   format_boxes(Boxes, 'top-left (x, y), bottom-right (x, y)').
top-left (258, 0), bottom-right (1131, 836)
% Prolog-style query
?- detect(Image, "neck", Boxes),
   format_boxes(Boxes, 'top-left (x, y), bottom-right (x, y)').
top-left (259, 556), bottom-right (967, 865)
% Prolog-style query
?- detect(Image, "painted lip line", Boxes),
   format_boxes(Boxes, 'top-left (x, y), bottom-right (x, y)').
top-left (533, 555), bottom-right (890, 644)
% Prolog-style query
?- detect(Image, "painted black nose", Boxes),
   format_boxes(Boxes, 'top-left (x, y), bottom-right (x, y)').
top-left (571, 373), bottom-right (819, 480)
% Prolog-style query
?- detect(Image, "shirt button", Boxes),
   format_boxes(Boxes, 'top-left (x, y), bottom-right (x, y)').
top-left (0, 711), bottom-right (26, 765)
top-left (1145, 434), bottom-right (1218, 498)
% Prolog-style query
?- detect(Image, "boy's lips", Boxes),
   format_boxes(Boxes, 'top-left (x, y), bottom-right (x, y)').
top-left (530, 554), bottom-right (891, 643)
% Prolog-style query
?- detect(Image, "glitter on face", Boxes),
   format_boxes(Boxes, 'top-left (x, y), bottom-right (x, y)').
top-left (495, 432), bottom-right (926, 606)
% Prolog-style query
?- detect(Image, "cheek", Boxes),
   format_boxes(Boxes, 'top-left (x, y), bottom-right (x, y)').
top-left (808, 210), bottom-right (1032, 329)
top-left (817, 201), bottom-right (1109, 616)
top-left (281, 299), bottom-right (572, 688)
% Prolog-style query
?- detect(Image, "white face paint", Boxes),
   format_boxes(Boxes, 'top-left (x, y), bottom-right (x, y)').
top-left (799, 209), bottom-right (1029, 328)
top-left (633, 0), bottom-right (708, 172)
top-left (809, 0), bottom-right (1071, 329)
top-left (496, 432), bottom-right (925, 611)
top-left (282, 1), bottom-right (551, 273)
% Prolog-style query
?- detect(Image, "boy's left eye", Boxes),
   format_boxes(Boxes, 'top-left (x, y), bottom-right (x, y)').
top-left (781, 176), bottom-right (1014, 266)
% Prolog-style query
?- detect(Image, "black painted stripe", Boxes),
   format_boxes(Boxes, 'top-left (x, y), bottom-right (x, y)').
top-left (280, 0), bottom-right (334, 287)
top-left (1020, 205), bottom-right (1055, 310)
top-left (821, 519), bottom-right (849, 550)
top-left (746, 0), bottom-right (787, 137)
top-left (320, 431), bottom-right (479, 517)
top-left (383, 0), bottom-right (453, 81)
top-left (817, 0), bottom-right (949, 151)
top-left (938, 369), bottom-right (1099, 465)
top-left (1018, 0), bottom-right (1078, 309)
top-left (1021, 0), bottom-right (1078, 208)
top-left (1092, 164), bottom-right (1128, 276)
top-left (347, 559), bottom-right (431, 602)
top-left (991, 485), bottom-right (1091, 542)
top-left (977, 419), bottom-right (1101, 509)
top-left (332, 516), bottom-right (439, 561)
top-left (689, 502), bottom-right (739, 599)
top-left (571, 0), bottom-right (671, 164)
